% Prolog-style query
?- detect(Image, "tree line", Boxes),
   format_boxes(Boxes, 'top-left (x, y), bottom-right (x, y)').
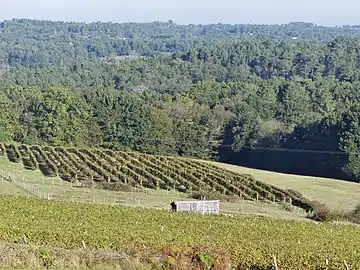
top-left (2, 19), bottom-right (360, 69)
top-left (1, 21), bottom-right (360, 180)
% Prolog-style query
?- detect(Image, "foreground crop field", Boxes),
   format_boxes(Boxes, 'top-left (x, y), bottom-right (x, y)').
top-left (0, 143), bottom-right (298, 206)
top-left (0, 196), bottom-right (359, 269)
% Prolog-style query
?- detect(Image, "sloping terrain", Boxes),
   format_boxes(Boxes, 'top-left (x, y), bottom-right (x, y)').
top-left (208, 161), bottom-right (360, 211)
top-left (0, 143), bottom-right (298, 206)
top-left (0, 155), bottom-right (310, 221)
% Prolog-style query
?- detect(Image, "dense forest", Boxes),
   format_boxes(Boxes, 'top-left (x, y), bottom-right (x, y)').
top-left (3, 19), bottom-right (360, 69)
top-left (1, 19), bottom-right (360, 181)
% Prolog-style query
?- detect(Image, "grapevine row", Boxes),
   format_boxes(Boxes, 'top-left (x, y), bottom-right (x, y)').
top-left (18, 145), bottom-right (37, 170)
top-left (30, 145), bottom-right (58, 177)
top-left (2, 144), bottom-right (298, 206)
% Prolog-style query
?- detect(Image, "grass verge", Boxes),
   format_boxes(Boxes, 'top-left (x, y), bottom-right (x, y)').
top-left (0, 241), bottom-right (151, 270)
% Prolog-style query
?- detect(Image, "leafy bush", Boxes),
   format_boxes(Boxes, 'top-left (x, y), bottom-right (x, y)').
top-left (306, 202), bottom-right (360, 224)
top-left (190, 192), bottom-right (221, 201)
top-left (99, 182), bottom-right (134, 192)
top-left (222, 195), bottom-right (241, 203)
top-left (307, 201), bottom-right (334, 222)
top-left (349, 203), bottom-right (360, 224)
top-left (353, 203), bottom-right (360, 215)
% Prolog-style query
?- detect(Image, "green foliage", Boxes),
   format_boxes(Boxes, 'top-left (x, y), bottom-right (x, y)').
top-left (307, 201), bottom-right (334, 222)
top-left (198, 253), bottom-right (217, 270)
top-left (34, 85), bottom-right (89, 146)
top-left (1, 196), bottom-right (360, 269)
top-left (2, 20), bottom-right (360, 179)
top-left (0, 93), bottom-right (16, 142)
top-left (229, 102), bottom-right (261, 151)
top-left (350, 203), bottom-right (360, 224)
top-left (339, 104), bottom-right (360, 180)
top-left (37, 249), bottom-right (53, 269)
top-left (3, 20), bottom-right (360, 69)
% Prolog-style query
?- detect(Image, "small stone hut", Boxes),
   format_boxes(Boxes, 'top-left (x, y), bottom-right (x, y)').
top-left (170, 200), bottom-right (220, 215)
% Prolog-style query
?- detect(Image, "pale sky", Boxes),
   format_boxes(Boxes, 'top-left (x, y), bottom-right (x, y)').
top-left (2, 0), bottom-right (360, 25)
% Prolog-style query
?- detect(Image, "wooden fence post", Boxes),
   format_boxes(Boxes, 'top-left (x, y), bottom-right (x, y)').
top-left (272, 255), bottom-right (279, 270)
top-left (344, 260), bottom-right (350, 270)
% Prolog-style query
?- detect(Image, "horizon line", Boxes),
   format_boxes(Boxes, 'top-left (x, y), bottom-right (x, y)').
top-left (1, 17), bottom-right (356, 28)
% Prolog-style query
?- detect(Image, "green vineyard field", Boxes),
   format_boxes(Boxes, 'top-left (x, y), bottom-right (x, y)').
top-left (0, 143), bottom-right (304, 207)
top-left (0, 196), bottom-right (359, 269)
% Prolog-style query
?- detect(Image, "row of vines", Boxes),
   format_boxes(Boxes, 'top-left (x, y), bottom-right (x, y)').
top-left (0, 143), bottom-right (303, 206)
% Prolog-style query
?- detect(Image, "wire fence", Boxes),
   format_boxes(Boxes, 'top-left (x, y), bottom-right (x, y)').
top-left (0, 170), bottom-right (141, 206)
top-left (0, 169), bottom-right (307, 217)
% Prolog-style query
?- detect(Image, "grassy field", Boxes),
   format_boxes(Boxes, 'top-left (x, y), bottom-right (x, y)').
top-left (0, 156), bottom-right (307, 221)
top-left (0, 196), bottom-right (359, 269)
top-left (207, 160), bottom-right (360, 211)
top-left (0, 241), bottom-right (148, 270)
top-left (0, 181), bottom-right (27, 196)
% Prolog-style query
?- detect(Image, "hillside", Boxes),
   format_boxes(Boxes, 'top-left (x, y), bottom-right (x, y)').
top-left (3, 16), bottom-right (360, 270)
top-left (3, 141), bottom-right (359, 213)
top-left (0, 143), bottom-right (298, 206)
top-left (0, 155), bottom-right (311, 222)
top-left (208, 161), bottom-right (360, 212)
top-left (3, 36), bottom-right (360, 181)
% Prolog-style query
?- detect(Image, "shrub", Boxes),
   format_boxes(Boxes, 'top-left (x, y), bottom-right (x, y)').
top-left (349, 203), bottom-right (360, 224)
top-left (190, 192), bottom-right (221, 201)
top-left (307, 201), bottom-right (334, 222)
top-left (222, 195), bottom-right (241, 203)
top-left (99, 182), bottom-right (134, 192)
top-left (284, 204), bottom-right (293, 212)
top-left (354, 203), bottom-right (360, 215)
top-left (190, 192), bottom-right (206, 200)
